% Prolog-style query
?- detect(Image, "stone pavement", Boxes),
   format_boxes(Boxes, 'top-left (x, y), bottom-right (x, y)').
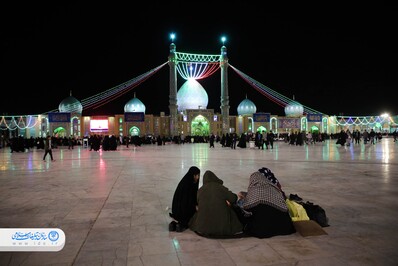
top-left (0, 138), bottom-right (397, 265)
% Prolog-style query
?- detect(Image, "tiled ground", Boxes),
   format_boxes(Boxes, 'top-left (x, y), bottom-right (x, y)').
top-left (0, 138), bottom-right (397, 265)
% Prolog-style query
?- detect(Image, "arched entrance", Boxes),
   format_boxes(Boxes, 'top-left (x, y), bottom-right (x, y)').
top-left (257, 126), bottom-right (266, 132)
top-left (311, 125), bottom-right (319, 134)
top-left (191, 115), bottom-right (210, 136)
top-left (53, 127), bottom-right (67, 137)
top-left (71, 116), bottom-right (80, 137)
top-left (129, 126), bottom-right (140, 136)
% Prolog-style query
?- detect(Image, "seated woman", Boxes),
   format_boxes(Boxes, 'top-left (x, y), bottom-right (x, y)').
top-left (169, 166), bottom-right (201, 232)
top-left (242, 167), bottom-right (295, 238)
top-left (188, 170), bottom-right (243, 238)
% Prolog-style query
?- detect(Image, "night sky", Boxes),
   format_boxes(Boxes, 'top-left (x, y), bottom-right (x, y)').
top-left (1, 3), bottom-right (397, 117)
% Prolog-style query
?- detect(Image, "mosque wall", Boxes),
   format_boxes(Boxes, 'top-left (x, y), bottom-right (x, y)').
top-left (178, 115), bottom-right (189, 136)
top-left (144, 115), bottom-right (155, 136)
top-left (212, 116), bottom-right (223, 137)
top-left (4, 112), bottom-right (398, 143)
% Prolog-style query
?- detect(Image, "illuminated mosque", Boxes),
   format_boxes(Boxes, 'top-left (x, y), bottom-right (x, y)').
top-left (1, 39), bottom-right (397, 140)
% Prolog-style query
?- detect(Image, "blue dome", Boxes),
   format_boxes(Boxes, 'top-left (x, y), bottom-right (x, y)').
top-left (59, 95), bottom-right (83, 114)
top-left (284, 101), bottom-right (303, 117)
top-left (124, 95), bottom-right (146, 113)
top-left (177, 79), bottom-right (208, 112)
top-left (237, 98), bottom-right (257, 116)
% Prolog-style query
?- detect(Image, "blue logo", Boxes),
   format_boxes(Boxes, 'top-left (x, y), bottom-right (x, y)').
top-left (48, 231), bottom-right (59, 242)
top-left (12, 232), bottom-right (47, 241)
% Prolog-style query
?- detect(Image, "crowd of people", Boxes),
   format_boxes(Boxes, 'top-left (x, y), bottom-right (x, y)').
top-left (169, 166), bottom-right (296, 239)
top-left (335, 128), bottom-right (385, 146)
top-left (3, 128), bottom-right (395, 153)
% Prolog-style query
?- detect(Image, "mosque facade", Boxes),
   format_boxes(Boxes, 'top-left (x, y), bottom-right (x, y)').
top-left (1, 43), bottom-right (396, 141)
top-left (21, 80), bottom-right (326, 140)
top-left (2, 89), bottom-right (394, 142)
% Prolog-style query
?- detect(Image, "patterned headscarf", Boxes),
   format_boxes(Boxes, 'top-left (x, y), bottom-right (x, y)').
top-left (242, 170), bottom-right (288, 212)
top-left (258, 167), bottom-right (286, 198)
top-left (258, 167), bottom-right (279, 186)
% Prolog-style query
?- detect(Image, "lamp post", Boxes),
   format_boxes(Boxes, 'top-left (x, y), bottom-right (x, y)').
top-left (170, 33), bottom-right (175, 43)
top-left (221, 36), bottom-right (226, 46)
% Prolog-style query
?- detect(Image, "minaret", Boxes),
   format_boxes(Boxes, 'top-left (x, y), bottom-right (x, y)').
top-left (220, 45), bottom-right (230, 134)
top-left (168, 42), bottom-right (178, 137)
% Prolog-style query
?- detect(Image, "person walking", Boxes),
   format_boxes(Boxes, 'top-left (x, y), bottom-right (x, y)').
top-left (230, 133), bottom-right (237, 149)
top-left (267, 130), bottom-right (275, 149)
top-left (209, 133), bottom-right (215, 148)
top-left (43, 135), bottom-right (54, 161)
top-left (68, 135), bottom-right (74, 149)
top-left (369, 129), bottom-right (376, 145)
top-left (353, 129), bottom-right (361, 145)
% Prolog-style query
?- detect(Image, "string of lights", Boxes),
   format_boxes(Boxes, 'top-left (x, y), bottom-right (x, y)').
top-left (229, 64), bottom-right (325, 115)
top-left (176, 62), bottom-right (220, 80)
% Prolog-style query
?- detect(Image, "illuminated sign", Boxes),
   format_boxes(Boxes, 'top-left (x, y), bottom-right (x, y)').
top-left (90, 119), bottom-right (109, 132)
top-left (48, 112), bottom-right (71, 123)
top-left (253, 113), bottom-right (270, 122)
top-left (124, 112), bottom-right (145, 122)
top-left (279, 118), bottom-right (301, 128)
top-left (307, 114), bottom-right (322, 122)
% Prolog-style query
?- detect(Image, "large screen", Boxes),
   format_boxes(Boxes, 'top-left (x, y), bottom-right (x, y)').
top-left (90, 119), bottom-right (109, 132)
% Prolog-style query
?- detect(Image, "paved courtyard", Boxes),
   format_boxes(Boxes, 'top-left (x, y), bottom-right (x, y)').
top-left (0, 138), bottom-right (397, 265)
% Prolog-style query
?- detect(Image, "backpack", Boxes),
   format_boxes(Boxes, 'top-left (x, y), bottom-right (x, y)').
top-left (299, 201), bottom-right (329, 227)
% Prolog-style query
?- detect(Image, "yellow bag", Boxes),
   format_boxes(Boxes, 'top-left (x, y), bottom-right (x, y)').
top-left (286, 199), bottom-right (310, 221)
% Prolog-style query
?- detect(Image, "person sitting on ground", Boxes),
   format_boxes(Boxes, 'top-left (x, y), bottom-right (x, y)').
top-left (169, 166), bottom-right (201, 232)
top-left (241, 167), bottom-right (295, 238)
top-left (188, 170), bottom-right (243, 238)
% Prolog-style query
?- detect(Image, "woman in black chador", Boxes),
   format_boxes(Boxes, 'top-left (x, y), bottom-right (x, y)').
top-left (237, 133), bottom-right (247, 148)
top-left (169, 166), bottom-right (201, 232)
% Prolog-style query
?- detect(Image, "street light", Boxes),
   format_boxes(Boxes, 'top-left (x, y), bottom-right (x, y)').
top-left (170, 33), bottom-right (176, 43)
top-left (221, 36), bottom-right (226, 46)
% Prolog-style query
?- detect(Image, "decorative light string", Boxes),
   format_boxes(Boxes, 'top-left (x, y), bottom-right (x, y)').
top-left (1, 57), bottom-right (397, 132)
top-left (0, 116), bottom-right (39, 130)
top-left (175, 52), bottom-right (221, 63)
top-left (80, 62), bottom-right (168, 110)
top-left (330, 116), bottom-right (398, 126)
top-left (229, 64), bottom-right (325, 115)
top-left (177, 62), bottom-right (220, 80)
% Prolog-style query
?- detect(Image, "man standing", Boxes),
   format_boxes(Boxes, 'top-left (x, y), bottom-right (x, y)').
top-left (43, 135), bottom-right (54, 161)
top-left (267, 130), bottom-right (275, 149)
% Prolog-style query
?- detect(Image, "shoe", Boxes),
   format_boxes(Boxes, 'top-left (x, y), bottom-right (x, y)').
top-left (175, 223), bottom-right (186, 232)
top-left (169, 221), bottom-right (177, 232)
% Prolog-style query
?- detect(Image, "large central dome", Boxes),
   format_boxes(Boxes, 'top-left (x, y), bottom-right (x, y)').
top-left (177, 79), bottom-right (208, 112)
